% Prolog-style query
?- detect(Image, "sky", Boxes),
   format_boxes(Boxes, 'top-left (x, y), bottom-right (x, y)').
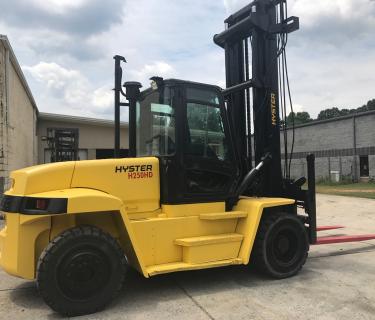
top-left (0, 0), bottom-right (374, 120)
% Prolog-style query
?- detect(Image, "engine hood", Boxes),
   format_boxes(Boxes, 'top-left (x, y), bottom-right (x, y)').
top-left (71, 157), bottom-right (160, 212)
top-left (6, 157), bottom-right (160, 213)
top-left (6, 162), bottom-right (76, 196)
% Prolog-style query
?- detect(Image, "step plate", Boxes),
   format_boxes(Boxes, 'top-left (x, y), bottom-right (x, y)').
top-left (175, 233), bottom-right (243, 247)
top-left (147, 258), bottom-right (243, 276)
top-left (199, 211), bottom-right (247, 220)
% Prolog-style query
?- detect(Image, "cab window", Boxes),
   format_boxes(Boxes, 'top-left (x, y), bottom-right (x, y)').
top-left (136, 88), bottom-right (175, 156)
top-left (185, 89), bottom-right (229, 161)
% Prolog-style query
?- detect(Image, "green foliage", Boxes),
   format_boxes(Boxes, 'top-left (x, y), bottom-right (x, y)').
top-left (317, 107), bottom-right (343, 120)
top-left (286, 111), bottom-right (312, 126)
top-left (357, 99), bottom-right (375, 113)
top-left (315, 176), bottom-right (353, 185)
top-left (317, 99), bottom-right (375, 121)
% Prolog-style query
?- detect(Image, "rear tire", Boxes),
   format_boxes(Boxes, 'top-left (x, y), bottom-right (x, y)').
top-left (37, 225), bottom-right (127, 316)
top-left (251, 212), bottom-right (309, 279)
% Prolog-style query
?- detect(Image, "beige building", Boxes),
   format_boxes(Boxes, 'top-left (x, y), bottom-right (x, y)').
top-left (38, 113), bottom-right (128, 163)
top-left (0, 35), bottom-right (38, 193)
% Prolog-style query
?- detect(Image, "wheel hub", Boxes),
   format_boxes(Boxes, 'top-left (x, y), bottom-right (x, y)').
top-left (277, 235), bottom-right (290, 255)
top-left (57, 248), bottom-right (111, 301)
top-left (271, 228), bottom-right (299, 266)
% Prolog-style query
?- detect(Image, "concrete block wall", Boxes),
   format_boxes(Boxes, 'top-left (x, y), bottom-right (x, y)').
top-left (279, 111), bottom-right (375, 182)
top-left (7, 62), bottom-right (38, 174)
top-left (340, 157), bottom-right (355, 179)
top-left (0, 41), bottom-right (9, 192)
top-left (355, 113), bottom-right (375, 148)
top-left (0, 39), bottom-right (38, 193)
top-left (280, 118), bottom-right (355, 155)
top-left (285, 156), bottom-right (356, 182)
top-left (369, 155), bottom-right (375, 181)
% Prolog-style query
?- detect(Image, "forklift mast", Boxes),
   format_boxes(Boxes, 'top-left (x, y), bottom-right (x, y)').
top-left (214, 0), bottom-right (299, 197)
top-left (213, 0), bottom-right (317, 243)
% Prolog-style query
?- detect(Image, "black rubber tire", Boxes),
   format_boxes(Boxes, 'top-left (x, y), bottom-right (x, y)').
top-left (251, 212), bottom-right (309, 279)
top-left (36, 225), bottom-right (127, 316)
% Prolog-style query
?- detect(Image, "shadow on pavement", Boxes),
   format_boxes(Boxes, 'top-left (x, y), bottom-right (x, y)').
top-left (8, 249), bottom-right (365, 318)
top-left (9, 283), bottom-right (64, 319)
top-left (311, 242), bottom-right (375, 258)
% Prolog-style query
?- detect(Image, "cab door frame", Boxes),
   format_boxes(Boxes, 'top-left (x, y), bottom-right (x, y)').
top-left (179, 84), bottom-right (241, 204)
top-left (155, 82), bottom-right (241, 206)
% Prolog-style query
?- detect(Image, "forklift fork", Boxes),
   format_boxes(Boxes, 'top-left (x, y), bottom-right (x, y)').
top-left (315, 225), bottom-right (375, 245)
top-left (306, 154), bottom-right (375, 245)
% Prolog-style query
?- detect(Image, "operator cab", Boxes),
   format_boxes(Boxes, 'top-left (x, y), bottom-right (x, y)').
top-left (133, 78), bottom-right (241, 205)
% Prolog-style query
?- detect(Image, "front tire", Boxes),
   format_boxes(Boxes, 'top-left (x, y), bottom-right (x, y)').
top-left (37, 226), bottom-right (127, 316)
top-left (251, 212), bottom-right (309, 279)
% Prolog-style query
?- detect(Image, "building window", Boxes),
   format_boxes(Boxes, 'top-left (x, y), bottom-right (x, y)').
top-left (360, 155), bottom-right (369, 177)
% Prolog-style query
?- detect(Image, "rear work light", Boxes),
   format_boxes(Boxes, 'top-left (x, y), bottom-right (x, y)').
top-left (0, 195), bottom-right (67, 215)
top-left (27, 198), bottom-right (49, 211)
top-left (36, 199), bottom-right (48, 210)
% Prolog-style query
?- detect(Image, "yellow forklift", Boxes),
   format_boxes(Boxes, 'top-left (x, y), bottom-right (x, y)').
top-left (2, 0), bottom-right (374, 316)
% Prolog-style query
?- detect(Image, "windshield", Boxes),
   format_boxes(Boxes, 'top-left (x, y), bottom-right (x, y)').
top-left (136, 87), bottom-right (175, 157)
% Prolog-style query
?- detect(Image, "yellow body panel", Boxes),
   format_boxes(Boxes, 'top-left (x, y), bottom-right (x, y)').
top-left (6, 157), bottom-right (160, 214)
top-left (199, 211), bottom-right (247, 220)
top-left (27, 188), bottom-right (124, 213)
top-left (71, 157), bottom-right (160, 213)
top-left (182, 241), bottom-right (242, 264)
top-left (162, 202), bottom-right (225, 218)
top-left (0, 214), bottom-right (50, 279)
top-left (130, 213), bottom-right (237, 267)
top-left (174, 233), bottom-right (243, 246)
top-left (176, 233), bottom-right (243, 264)
top-left (0, 157), bottom-right (296, 280)
top-left (9, 162), bottom-right (75, 195)
top-left (147, 258), bottom-right (243, 276)
top-left (235, 197), bottom-right (296, 264)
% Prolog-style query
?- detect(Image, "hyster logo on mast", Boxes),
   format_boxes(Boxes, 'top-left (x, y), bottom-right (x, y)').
top-left (271, 93), bottom-right (277, 126)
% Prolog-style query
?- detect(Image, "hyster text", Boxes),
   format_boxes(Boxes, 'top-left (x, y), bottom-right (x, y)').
top-left (115, 164), bottom-right (153, 179)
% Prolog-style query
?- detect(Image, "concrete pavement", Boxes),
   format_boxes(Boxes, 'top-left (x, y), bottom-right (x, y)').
top-left (0, 194), bottom-right (374, 319)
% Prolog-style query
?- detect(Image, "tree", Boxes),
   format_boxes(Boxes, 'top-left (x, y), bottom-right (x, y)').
top-left (285, 111), bottom-right (312, 126)
top-left (339, 108), bottom-right (356, 116)
top-left (317, 99), bottom-right (375, 121)
top-left (368, 99), bottom-right (375, 110)
top-left (357, 99), bottom-right (375, 113)
top-left (317, 107), bottom-right (342, 120)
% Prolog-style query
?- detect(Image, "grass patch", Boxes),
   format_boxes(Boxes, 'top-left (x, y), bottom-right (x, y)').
top-left (316, 182), bottom-right (375, 199)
